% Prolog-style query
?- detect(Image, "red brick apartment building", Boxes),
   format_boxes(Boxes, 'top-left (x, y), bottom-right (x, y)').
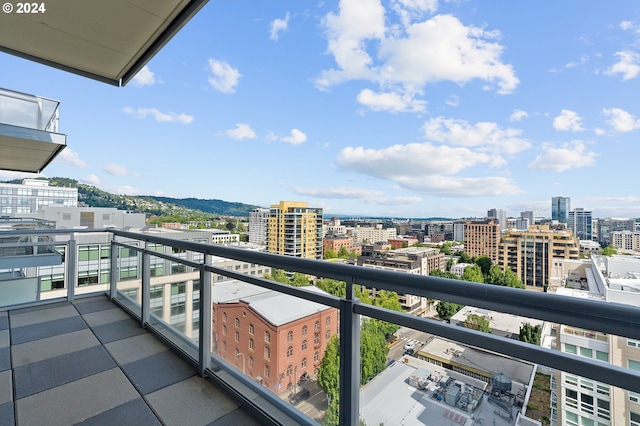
top-left (212, 280), bottom-right (338, 392)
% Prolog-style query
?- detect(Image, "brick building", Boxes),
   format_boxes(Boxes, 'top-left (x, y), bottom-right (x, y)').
top-left (212, 280), bottom-right (338, 393)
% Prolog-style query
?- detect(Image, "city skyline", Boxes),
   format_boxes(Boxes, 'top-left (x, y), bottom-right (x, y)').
top-left (2, 1), bottom-right (640, 219)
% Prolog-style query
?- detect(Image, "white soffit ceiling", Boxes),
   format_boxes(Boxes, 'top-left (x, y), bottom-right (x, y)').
top-left (0, 0), bottom-right (208, 86)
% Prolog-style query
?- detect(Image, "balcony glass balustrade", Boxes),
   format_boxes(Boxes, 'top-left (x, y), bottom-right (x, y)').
top-left (0, 87), bottom-right (67, 172)
top-left (1, 228), bottom-right (639, 425)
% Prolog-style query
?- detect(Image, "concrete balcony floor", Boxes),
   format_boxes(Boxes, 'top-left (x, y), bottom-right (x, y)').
top-left (0, 295), bottom-right (262, 426)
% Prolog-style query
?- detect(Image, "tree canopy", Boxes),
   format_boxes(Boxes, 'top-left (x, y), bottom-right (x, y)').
top-left (519, 323), bottom-right (542, 345)
top-left (463, 313), bottom-right (491, 333)
top-left (436, 301), bottom-right (463, 321)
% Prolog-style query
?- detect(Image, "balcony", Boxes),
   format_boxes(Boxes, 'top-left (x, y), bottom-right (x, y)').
top-left (0, 88), bottom-right (67, 173)
top-left (1, 228), bottom-right (640, 425)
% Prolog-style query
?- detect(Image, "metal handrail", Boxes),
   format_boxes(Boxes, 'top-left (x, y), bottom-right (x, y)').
top-left (3, 228), bottom-right (640, 425)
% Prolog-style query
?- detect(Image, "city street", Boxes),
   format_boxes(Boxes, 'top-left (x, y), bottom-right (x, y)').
top-left (388, 326), bottom-right (432, 361)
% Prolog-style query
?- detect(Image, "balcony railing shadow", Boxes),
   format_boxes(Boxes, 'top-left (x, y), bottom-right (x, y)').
top-left (1, 227), bottom-right (639, 425)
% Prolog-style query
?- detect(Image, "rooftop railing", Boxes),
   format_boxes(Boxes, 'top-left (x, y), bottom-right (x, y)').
top-left (1, 228), bottom-right (640, 425)
top-left (0, 87), bottom-right (60, 133)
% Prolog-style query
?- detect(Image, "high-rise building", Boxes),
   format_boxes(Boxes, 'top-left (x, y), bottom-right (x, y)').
top-left (596, 218), bottom-right (636, 246)
top-left (248, 208), bottom-right (269, 245)
top-left (568, 208), bottom-right (593, 241)
top-left (464, 219), bottom-right (501, 263)
top-left (267, 201), bottom-right (323, 259)
top-left (497, 225), bottom-right (580, 290)
top-left (610, 231), bottom-right (640, 252)
top-left (553, 256), bottom-right (640, 426)
top-left (0, 178), bottom-right (77, 215)
top-left (487, 208), bottom-right (507, 231)
top-left (551, 196), bottom-right (571, 223)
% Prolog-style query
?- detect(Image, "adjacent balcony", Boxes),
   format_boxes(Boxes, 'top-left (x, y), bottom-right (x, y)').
top-left (0, 88), bottom-right (67, 173)
top-left (0, 228), bottom-right (639, 425)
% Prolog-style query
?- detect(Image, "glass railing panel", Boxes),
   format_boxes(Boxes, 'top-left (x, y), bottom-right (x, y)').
top-left (146, 253), bottom-right (199, 361)
top-left (211, 275), bottom-right (334, 423)
top-left (114, 247), bottom-right (142, 317)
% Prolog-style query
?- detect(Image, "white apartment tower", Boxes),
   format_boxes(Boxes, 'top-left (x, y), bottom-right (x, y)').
top-left (248, 208), bottom-right (269, 245)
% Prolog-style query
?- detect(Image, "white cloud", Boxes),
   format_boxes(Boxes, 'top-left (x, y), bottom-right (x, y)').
top-left (293, 186), bottom-right (383, 199)
top-left (602, 107), bottom-right (640, 132)
top-left (395, 175), bottom-right (523, 197)
top-left (444, 95), bottom-right (459, 107)
top-left (316, 2), bottom-right (518, 113)
top-left (0, 170), bottom-right (41, 180)
top-left (509, 109), bottom-right (528, 122)
top-left (54, 148), bottom-right (87, 168)
top-left (292, 186), bottom-right (422, 205)
top-left (269, 12), bottom-right (290, 41)
top-left (605, 51), bottom-right (640, 81)
top-left (620, 21), bottom-right (634, 31)
top-left (281, 129), bottom-right (307, 145)
top-left (132, 65), bottom-right (156, 87)
top-left (422, 116), bottom-right (530, 154)
top-left (81, 174), bottom-right (101, 185)
top-left (104, 163), bottom-right (136, 176)
top-left (207, 58), bottom-right (242, 93)
top-left (553, 109), bottom-right (584, 132)
top-left (528, 141), bottom-right (597, 172)
top-left (226, 123), bottom-right (257, 140)
top-left (356, 88), bottom-right (426, 113)
top-left (123, 107), bottom-right (194, 124)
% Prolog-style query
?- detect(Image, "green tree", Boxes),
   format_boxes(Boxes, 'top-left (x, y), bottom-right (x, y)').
top-left (440, 242), bottom-right (452, 255)
top-left (324, 397), bottom-right (340, 426)
top-left (371, 290), bottom-right (402, 338)
top-left (445, 257), bottom-right (454, 271)
top-left (601, 245), bottom-right (617, 256)
top-left (519, 323), bottom-right (542, 345)
top-left (265, 269), bottom-right (289, 284)
top-left (430, 269), bottom-right (458, 279)
top-left (487, 264), bottom-right (505, 286)
top-left (360, 319), bottom-right (389, 384)
top-left (316, 278), bottom-right (346, 297)
top-left (324, 249), bottom-right (338, 260)
top-left (463, 313), bottom-right (491, 333)
top-left (318, 336), bottom-right (340, 424)
top-left (458, 251), bottom-right (472, 263)
top-left (475, 255), bottom-right (492, 277)
top-left (461, 265), bottom-right (484, 283)
top-left (338, 246), bottom-right (350, 258)
top-left (291, 273), bottom-right (310, 287)
top-left (436, 301), bottom-right (463, 321)
top-left (503, 267), bottom-right (525, 289)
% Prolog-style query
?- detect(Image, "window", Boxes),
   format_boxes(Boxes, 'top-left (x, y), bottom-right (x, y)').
top-left (629, 339), bottom-right (640, 348)
top-left (595, 351), bottom-right (608, 362)
top-left (315, 321), bottom-right (320, 332)
top-left (326, 316), bottom-right (331, 326)
top-left (630, 391), bottom-right (640, 403)
top-left (286, 365), bottom-right (293, 377)
top-left (302, 340), bottom-right (307, 350)
top-left (326, 329), bottom-right (330, 339)
top-left (314, 351), bottom-right (319, 363)
top-left (632, 412), bottom-right (640, 426)
top-left (249, 323), bottom-right (254, 335)
top-left (314, 335), bottom-right (320, 346)
top-left (265, 331), bottom-right (270, 343)
top-left (630, 360), bottom-right (640, 372)
top-left (301, 358), bottom-right (307, 369)
top-left (235, 331), bottom-right (240, 342)
top-left (235, 348), bottom-right (240, 358)
top-left (264, 365), bottom-right (270, 378)
top-left (287, 330), bottom-right (293, 341)
top-left (249, 356), bottom-right (254, 369)
top-left (302, 325), bottom-right (307, 336)
top-left (249, 338), bottom-right (254, 350)
top-left (579, 347), bottom-right (593, 358)
top-left (287, 346), bottom-right (293, 357)
top-left (222, 325), bottom-right (227, 336)
top-left (235, 317), bottom-right (240, 328)
top-left (564, 343), bottom-right (577, 354)
top-left (223, 312), bottom-right (227, 322)
top-left (264, 347), bottom-right (270, 360)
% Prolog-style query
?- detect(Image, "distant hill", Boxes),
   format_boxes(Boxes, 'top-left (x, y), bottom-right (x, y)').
top-left (4, 177), bottom-right (261, 218)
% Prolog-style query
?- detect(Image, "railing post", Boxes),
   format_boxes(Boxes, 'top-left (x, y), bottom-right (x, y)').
top-left (198, 255), bottom-right (212, 376)
top-left (109, 234), bottom-right (117, 300)
top-left (66, 235), bottom-right (77, 301)
top-left (339, 276), bottom-right (360, 425)
top-left (141, 243), bottom-right (150, 327)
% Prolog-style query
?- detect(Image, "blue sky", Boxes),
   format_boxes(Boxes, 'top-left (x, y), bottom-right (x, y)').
top-left (2, 1), bottom-right (640, 219)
